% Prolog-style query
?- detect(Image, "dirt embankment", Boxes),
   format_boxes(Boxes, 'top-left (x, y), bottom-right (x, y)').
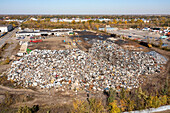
top-left (0, 83), bottom-right (106, 112)
top-left (141, 47), bottom-right (170, 95)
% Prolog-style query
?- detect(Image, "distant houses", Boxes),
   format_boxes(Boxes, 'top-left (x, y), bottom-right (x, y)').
top-left (28, 17), bottom-right (152, 24)
top-left (50, 18), bottom-right (112, 23)
top-left (4, 19), bottom-right (24, 23)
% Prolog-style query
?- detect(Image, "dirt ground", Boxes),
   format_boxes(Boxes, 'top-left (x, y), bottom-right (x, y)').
top-left (0, 84), bottom-right (106, 112)
top-left (27, 36), bottom-right (77, 51)
top-left (0, 41), bottom-right (20, 74)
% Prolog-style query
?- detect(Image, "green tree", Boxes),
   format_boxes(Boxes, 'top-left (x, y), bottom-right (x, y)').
top-left (120, 88), bottom-right (126, 100)
top-left (108, 88), bottom-right (116, 104)
top-left (161, 77), bottom-right (168, 95)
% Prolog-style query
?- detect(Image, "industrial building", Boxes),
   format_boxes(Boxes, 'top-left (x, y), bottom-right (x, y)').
top-left (0, 25), bottom-right (13, 32)
top-left (16, 28), bottom-right (73, 37)
top-left (17, 42), bottom-right (28, 56)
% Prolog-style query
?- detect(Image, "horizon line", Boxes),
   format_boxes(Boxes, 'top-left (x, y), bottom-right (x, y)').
top-left (0, 13), bottom-right (170, 16)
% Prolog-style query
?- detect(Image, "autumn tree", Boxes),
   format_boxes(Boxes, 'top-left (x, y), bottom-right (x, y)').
top-left (72, 98), bottom-right (104, 113)
top-left (95, 24), bottom-right (99, 30)
top-left (152, 96), bottom-right (161, 108)
top-left (159, 39), bottom-right (163, 48)
top-left (159, 95), bottom-right (168, 106)
top-left (109, 21), bottom-right (112, 25)
top-left (130, 19), bottom-right (135, 24)
top-left (126, 98), bottom-right (135, 111)
top-left (125, 21), bottom-right (127, 24)
top-left (72, 99), bottom-right (89, 112)
top-left (113, 19), bottom-right (117, 24)
top-left (89, 98), bottom-right (104, 113)
top-left (17, 106), bottom-right (32, 113)
top-left (72, 20), bottom-right (76, 24)
top-left (120, 99), bottom-right (127, 112)
top-left (78, 19), bottom-right (81, 23)
top-left (146, 95), bottom-right (153, 108)
top-left (109, 100), bottom-right (121, 113)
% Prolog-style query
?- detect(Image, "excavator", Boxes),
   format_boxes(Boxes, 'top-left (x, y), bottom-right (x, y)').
top-left (27, 48), bottom-right (32, 54)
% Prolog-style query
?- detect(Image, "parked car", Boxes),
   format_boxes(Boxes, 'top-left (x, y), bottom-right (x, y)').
top-left (16, 37), bottom-right (21, 40)
top-left (30, 39), bottom-right (43, 43)
top-left (30, 36), bottom-right (35, 40)
top-left (21, 36), bottom-right (25, 39)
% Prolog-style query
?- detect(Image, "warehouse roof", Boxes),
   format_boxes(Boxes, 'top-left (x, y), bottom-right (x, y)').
top-left (17, 29), bottom-right (71, 34)
top-left (0, 25), bottom-right (12, 27)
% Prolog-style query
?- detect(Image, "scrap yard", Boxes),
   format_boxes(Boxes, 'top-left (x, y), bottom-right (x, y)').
top-left (0, 29), bottom-right (169, 92)
top-left (0, 0), bottom-right (170, 111)
top-left (0, 26), bottom-right (170, 112)
top-left (6, 41), bottom-right (167, 91)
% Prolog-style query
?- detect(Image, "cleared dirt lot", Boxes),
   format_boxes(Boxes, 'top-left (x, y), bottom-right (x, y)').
top-left (28, 36), bottom-right (77, 50)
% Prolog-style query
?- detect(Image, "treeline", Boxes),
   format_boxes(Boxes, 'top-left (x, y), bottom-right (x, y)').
top-left (72, 83), bottom-right (169, 113)
top-left (31, 15), bottom-right (170, 20)
top-left (0, 20), bottom-right (19, 27)
top-left (0, 15), bottom-right (29, 20)
top-left (21, 19), bottom-right (105, 30)
top-left (21, 17), bottom-right (170, 30)
top-left (32, 15), bottom-right (170, 27)
top-left (0, 15), bottom-right (169, 29)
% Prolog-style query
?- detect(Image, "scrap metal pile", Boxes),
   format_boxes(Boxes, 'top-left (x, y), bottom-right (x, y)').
top-left (6, 41), bottom-right (167, 91)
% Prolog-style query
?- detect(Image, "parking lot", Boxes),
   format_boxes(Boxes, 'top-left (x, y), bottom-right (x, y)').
top-left (108, 29), bottom-right (170, 48)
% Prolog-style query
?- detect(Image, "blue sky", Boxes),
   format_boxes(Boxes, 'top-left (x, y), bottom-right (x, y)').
top-left (0, 0), bottom-right (170, 14)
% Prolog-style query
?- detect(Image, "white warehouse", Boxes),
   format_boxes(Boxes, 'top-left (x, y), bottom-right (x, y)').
top-left (0, 25), bottom-right (13, 33)
top-left (16, 28), bottom-right (73, 37)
